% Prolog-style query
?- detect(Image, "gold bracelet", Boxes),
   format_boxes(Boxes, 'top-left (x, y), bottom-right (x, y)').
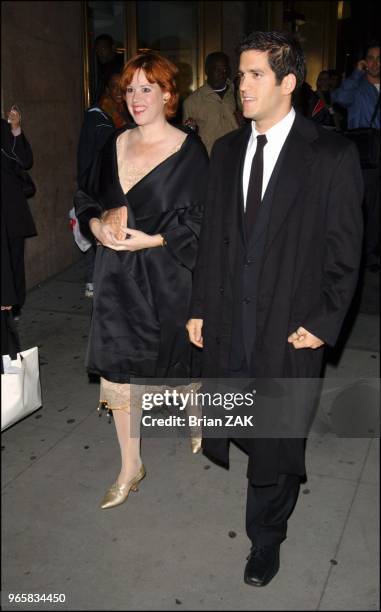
top-left (160, 235), bottom-right (167, 247)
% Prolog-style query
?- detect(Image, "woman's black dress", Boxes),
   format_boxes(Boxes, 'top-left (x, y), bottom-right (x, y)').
top-left (74, 128), bottom-right (209, 383)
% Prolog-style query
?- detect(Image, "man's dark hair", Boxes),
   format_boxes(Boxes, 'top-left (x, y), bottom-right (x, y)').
top-left (95, 34), bottom-right (114, 46)
top-left (238, 31), bottom-right (306, 89)
top-left (205, 51), bottom-right (229, 73)
top-left (364, 40), bottom-right (380, 57)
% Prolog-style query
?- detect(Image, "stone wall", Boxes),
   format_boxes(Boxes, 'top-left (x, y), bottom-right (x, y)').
top-left (222, 1), bottom-right (281, 75)
top-left (1, 1), bottom-right (83, 290)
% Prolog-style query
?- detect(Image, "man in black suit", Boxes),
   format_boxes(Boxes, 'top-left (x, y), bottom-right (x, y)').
top-left (187, 31), bottom-right (363, 587)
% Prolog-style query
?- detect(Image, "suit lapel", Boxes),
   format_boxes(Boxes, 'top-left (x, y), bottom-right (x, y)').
top-left (263, 117), bottom-right (317, 259)
top-left (221, 124), bottom-right (251, 273)
top-left (226, 125), bottom-right (251, 249)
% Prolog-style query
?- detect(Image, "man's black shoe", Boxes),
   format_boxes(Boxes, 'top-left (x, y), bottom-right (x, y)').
top-left (244, 545), bottom-right (280, 587)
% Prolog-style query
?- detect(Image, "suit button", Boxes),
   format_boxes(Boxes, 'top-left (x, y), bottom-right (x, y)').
top-left (223, 237), bottom-right (230, 245)
top-left (219, 286), bottom-right (224, 294)
top-left (243, 297), bottom-right (251, 304)
top-left (216, 337), bottom-right (221, 345)
top-left (244, 258), bottom-right (253, 267)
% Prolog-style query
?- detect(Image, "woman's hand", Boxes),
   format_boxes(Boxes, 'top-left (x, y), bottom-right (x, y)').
top-left (89, 219), bottom-right (163, 251)
top-left (113, 228), bottom-right (163, 251)
top-left (89, 218), bottom-right (119, 248)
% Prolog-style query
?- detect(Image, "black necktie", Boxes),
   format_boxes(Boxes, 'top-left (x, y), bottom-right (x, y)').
top-left (245, 134), bottom-right (267, 233)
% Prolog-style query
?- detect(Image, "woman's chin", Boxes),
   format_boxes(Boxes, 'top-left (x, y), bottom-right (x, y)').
top-left (132, 112), bottom-right (148, 125)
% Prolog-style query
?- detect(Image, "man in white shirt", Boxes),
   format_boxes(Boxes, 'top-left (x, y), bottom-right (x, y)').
top-left (187, 31), bottom-right (363, 587)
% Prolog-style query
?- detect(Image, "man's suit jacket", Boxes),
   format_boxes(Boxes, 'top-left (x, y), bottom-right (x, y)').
top-left (190, 112), bottom-right (364, 484)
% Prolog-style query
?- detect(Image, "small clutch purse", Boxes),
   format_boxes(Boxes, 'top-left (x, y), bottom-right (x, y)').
top-left (100, 205), bottom-right (128, 240)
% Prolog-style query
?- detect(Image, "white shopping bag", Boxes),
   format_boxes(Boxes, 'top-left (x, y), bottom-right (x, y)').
top-left (1, 347), bottom-right (42, 431)
top-left (69, 206), bottom-right (92, 252)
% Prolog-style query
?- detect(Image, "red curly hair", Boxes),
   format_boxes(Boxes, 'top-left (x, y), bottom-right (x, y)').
top-left (120, 50), bottom-right (179, 119)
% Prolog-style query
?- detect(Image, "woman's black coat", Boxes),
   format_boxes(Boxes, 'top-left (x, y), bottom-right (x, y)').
top-left (75, 127), bottom-right (208, 382)
top-left (190, 113), bottom-right (364, 484)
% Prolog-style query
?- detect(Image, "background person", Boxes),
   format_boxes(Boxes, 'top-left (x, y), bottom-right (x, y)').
top-left (77, 74), bottom-right (132, 298)
top-left (309, 70), bottom-right (342, 129)
top-left (332, 43), bottom-right (380, 269)
top-left (98, 72), bottom-right (131, 129)
top-left (1, 213), bottom-right (21, 367)
top-left (183, 51), bottom-right (240, 155)
top-left (328, 68), bottom-right (342, 92)
top-left (76, 99), bottom-right (115, 299)
top-left (332, 43), bottom-right (380, 129)
top-left (92, 33), bottom-right (124, 104)
top-left (1, 108), bottom-right (37, 320)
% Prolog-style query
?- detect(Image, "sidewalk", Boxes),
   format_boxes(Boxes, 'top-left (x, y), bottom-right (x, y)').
top-left (1, 259), bottom-right (379, 611)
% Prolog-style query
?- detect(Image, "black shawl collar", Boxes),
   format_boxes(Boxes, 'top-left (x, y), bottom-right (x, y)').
top-left (96, 129), bottom-right (205, 226)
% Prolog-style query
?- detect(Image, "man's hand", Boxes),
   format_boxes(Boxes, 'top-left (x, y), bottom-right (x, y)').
top-left (356, 59), bottom-right (368, 72)
top-left (186, 318), bottom-right (203, 348)
top-left (287, 326), bottom-right (324, 350)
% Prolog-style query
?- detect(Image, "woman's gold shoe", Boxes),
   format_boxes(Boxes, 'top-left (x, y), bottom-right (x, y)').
top-left (100, 464), bottom-right (146, 509)
top-left (190, 435), bottom-right (202, 454)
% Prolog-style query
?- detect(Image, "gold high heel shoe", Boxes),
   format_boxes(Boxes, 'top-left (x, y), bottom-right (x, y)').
top-left (190, 435), bottom-right (202, 454)
top-left (100, 464), bottom-right (146, 509)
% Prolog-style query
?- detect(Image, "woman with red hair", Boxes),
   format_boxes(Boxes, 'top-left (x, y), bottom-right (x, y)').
top-left (74, 50), bottom-right (208, 509)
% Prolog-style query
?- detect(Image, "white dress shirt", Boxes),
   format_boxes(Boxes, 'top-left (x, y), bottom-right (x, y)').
top-left (242, 108), bottom-right (296, 210)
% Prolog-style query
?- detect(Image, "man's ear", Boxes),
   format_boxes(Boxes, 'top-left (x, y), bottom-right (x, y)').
top-left (281, 73), bottom-right (297, 95)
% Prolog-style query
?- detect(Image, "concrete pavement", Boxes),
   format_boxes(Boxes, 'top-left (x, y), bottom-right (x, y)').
top-left (1, 259), bottom-right (379, 611)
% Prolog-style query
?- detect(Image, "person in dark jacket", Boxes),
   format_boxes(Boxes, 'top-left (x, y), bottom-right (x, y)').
top-left (91, 34), bottom-right (124, 104)
top-left (308, 70), bottom-right (343, 130)
top-left (1, 110), bottom-right (37, 317)
top-left (77, 76), bottom-right (133, 297)
top-left (76, 105), bottom-right (115, 298)
top-left (77, 106), bottom-right (115, 191)
top-left (187, 31), bottom-right (363, 588)
top-left (1, 211), bottom-right (21, 366)
top-left (98, 73), bottom-right (131, 130)
top-left (332, 43), bottom-right (380, 269)
top-left (74, 51), bottom-right (208, 510)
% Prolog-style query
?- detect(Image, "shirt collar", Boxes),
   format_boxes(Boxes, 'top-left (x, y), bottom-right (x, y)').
top-left (204, 80), bottom-right (232, 96)
top-left (251, 107), bottom-right (296, 144)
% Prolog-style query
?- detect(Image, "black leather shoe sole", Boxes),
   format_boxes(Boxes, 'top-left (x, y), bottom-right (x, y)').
top-left (244, 564), bottom-right (279, 587)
